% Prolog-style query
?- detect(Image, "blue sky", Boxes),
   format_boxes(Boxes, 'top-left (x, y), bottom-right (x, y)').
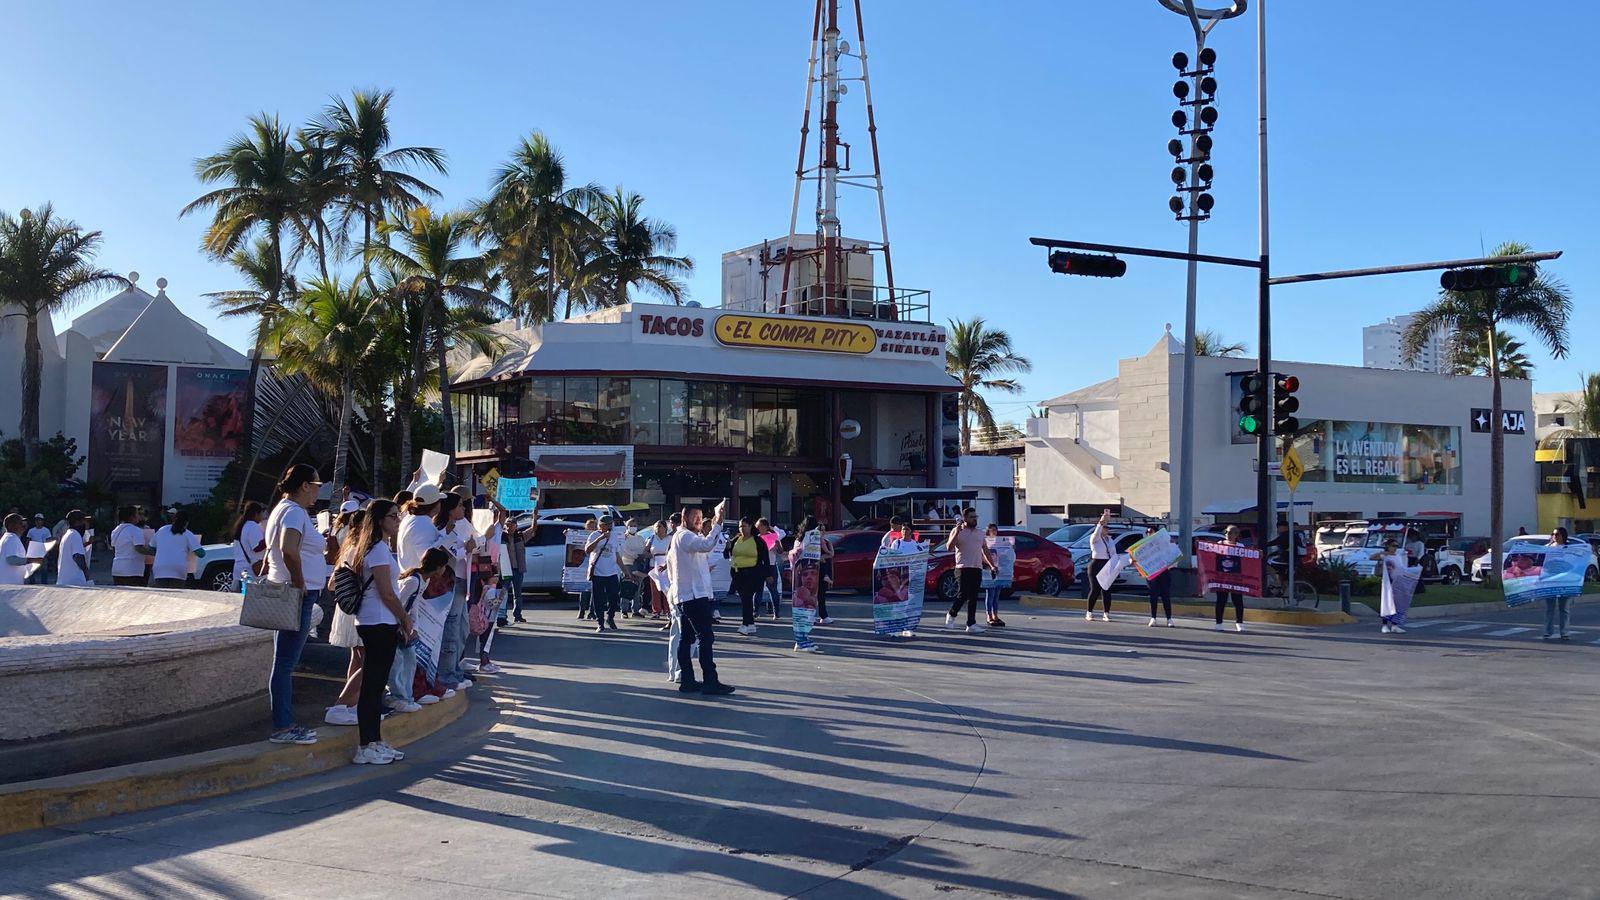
top-left (4, 0), bottom-right (1595, 421)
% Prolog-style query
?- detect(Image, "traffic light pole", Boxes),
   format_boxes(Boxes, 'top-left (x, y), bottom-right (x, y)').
top-left (1254, 0), bottom-right (1274, 560)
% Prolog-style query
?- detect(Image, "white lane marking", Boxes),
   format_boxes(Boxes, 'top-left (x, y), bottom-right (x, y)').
top-left (1402, 620), bottom-right (1444, 628)
top-left (1446, 623), bottom-right (1487, 632)
top-left (1487, 627), bottom-right (1534, 636)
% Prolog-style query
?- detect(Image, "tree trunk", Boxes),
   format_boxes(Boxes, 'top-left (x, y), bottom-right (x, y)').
top-left (370, 399), bottom-right (386, 497)
top-left (396, 296), bottom-right (433, 482)
top-left (315, 219), bottom-right (332, 284)
top-left (329, 375), bottom-right (356, 503)
top-left (434, 291), bottom-right (456, 465)
top-left (21, 310), bottom-right (42, 466)
top-left (959, 389), bottom-right (971, 455)
top-left (1488, 325), bottom-right (1504, 588)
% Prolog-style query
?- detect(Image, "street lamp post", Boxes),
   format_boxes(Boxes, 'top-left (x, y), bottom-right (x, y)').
top-left (1158, 0), bottom-right (1245, 570)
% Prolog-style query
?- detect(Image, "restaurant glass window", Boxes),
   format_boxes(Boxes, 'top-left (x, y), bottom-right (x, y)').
top-left (521, 377), bottom-right (562, 444)
top-left (630, 378), bottom-right (660, 445)
top-left (597, 377), bottom-right (630, 443)
top-left (563, 377), bottom-right (599, 443)
top-left (685, 382), bottom-right (720, 447)
top-left (721, 385), bottom-right (747, 449)
top-left (660, 380), bottom-right (687, 446)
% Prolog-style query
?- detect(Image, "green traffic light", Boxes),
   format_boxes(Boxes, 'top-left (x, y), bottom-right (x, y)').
top-left (1239, 415), bottom-right (1260, 434)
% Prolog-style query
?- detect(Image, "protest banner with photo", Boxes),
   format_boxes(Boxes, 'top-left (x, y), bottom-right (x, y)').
top-left (1502, 543), bottom-right (1588, 608)
top-left (980, 536), bottom-right (1016, 589)
top-left (412, 578), bottom-right (454, 682)
top-left (1129, 529), bottom-right (1182, 580)
top-left (791, 530), bottom-right (823, 647)
top-left (496, 476), bottom-right (539, 511)
top-left (872, 546), bottom-right (929, 635)
top-left (1197, 540), bottom-right (1264, 597)
top-left (561, 528), bottom-right (596, 594)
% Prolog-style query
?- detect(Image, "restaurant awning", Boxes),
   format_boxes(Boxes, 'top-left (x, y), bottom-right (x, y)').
top-left (533, 452), bottom-right (627, 485)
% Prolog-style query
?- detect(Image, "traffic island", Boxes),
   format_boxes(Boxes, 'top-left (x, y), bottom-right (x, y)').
top-left (0, 690), bottom-right (466, 837)
top-left (1017, 592), bottom-right (1357, 626)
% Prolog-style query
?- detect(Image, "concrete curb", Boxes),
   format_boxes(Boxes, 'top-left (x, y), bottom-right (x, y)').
top-left (0, 690), bottom-right (467, 837)
top-left (1017, 594), bottom-right (1357, 626)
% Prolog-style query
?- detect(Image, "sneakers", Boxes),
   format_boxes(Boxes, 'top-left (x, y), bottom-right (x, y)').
top-left (738, 625), bottom-right (757, 635)
top-left (1098, 612), bottom-right (1111, 622)
top-left (417, 694), bottom-right (440, 705)
top-left (391, 701), bottom-right (423, 714)
top-left (269, 726), bottom-right (318, 745)
top-left (945, 614), bottom-right (960, 630)
top-left (457, 678), bottom-right (474, 689)
top-left (818, 617), bottom-right (835, 625)
top-left (1085, 611), bottom-right (1094, 621)
top-left (1381, 624), bottom-right (1392, 634)
top-left (897, 629), bottom-right (916, 638)
top-left (701, 682), bottom-right (737, 695)
top-left (513, 614), bottom-right (527, 623)
top-left (594, 622), bottom-right (607, 634)
top-left (352, 744), bottom-right (393, 766)
top-left (441, 688), bottom-right (457, 699)
top-left (794, 643), bottom-right (824, 653)
top-left (478, 662), bottom-right (502, 675)
top-left (1214, 623), bottom-right (1225, 632)
top-left (373, 741), bottom-right (405, 761)
top-left (1166, 619), bottom-right (1175, 628)
top-left (1147, 617), bottom-right (1158, 627)
top-left (991, 618), bottom-right (1006, 627)
top-left (965, 623), bottom-right (986, 633)
top-left (1390, 625), bottom-right (1406, 634)
top-left (323, 705), bottom-right (358, 726)
top-left (1234, 623), bottom-right (1246, 633)
top-left (462, 660), bottom-right (479, 672)
top-left (712, 614), bottom-right (723, 623)
top-left (659, 624), bottom-right (672, 632)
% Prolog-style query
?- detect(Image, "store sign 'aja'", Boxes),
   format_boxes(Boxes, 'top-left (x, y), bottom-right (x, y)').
top-left (714, 314), bottom-right (875, 354)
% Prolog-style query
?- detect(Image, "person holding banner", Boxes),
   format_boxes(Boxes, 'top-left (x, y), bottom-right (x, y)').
top-left (1374, 538), bottom-right (1421, 634)
top-left (757, 519), bottom-right (785, 619)
top-left (389, 547), bottom-right (452, 711)
top-left (1212, 526), bottom-right (1248, 632)
top-left (1144, 525), bottom-right (1176, 627)
top-left (1543, 528), bottom-right (1577, 641)
top-left (790, 524), bottom-right (826, 651)
top-left (1085, 509), bottom-right (1115, 622)
top-left (982, 524), bottom-right (1014, 628)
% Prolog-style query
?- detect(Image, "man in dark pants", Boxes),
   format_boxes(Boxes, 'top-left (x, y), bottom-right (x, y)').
top-left (666, 503), bottom-right (734, 695)
top-left (943, 507), bottom-right (994, 633)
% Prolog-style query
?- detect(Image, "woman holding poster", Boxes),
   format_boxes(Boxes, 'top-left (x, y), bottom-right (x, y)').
top-left (982, 525), bottom-right (1014, 628)
top-left (789, 525), bottom-right (825, 653)
top-left (1143, 524), bottom-right (1176, 628)
top-left (1374, 538), bottom-right (1421, 634)
top-left (1085, 509), bottom-right (1115, 622)
top-left (1212, 526), bottom-right (1248, 633)
top-left (1542, 528), bottom-right (1577, 640)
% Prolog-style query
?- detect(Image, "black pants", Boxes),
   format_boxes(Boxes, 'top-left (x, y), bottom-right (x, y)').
top-left (818, 561), bottom-right (831, 619)
top-left (1214, 591), bottom-right (1244, 624)
top-left (676, 596), bottom-right (720, 685)
top-left (591, 574), bottom-right (620, 624)
top-left (947, 567), bottom-right (982, 625)
top-left (733, 569), bottom-right (764, 626)
top-left (1148, 571), bottom-right (1173, 619)
top-left (113, 575), bottom-right (145, 587)
top-left (355, 623), bottom-right (400, 745)
top-left (1086, 559), bottom-right (1111, 612)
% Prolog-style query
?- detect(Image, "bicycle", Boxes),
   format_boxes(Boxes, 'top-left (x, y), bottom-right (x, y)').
top-left (1264, 564), bottom-right (1319, 608)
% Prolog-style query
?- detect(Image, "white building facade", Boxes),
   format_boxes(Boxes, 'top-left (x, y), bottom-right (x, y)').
top-left (1362, 313), bottom-right (1449, 373)
top-left (1025, 330), bottom-right (1536, 539)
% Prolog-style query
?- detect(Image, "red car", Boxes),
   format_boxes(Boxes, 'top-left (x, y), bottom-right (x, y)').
top-left (822, 529), bottom-right (890, 591)
top-left (926, 528), bottom-right (1075, 602)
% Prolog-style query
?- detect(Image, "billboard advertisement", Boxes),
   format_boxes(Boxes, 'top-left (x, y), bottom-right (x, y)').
top-left (171, 367), bottom-right (249, 502)
top-left (88, 362), bottom-right (167, 506)
top-left (1288, 420), bottom-right (1461, 495)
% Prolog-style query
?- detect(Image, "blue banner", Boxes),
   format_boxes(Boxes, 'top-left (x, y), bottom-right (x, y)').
top-left (497, 476), bottom-right (539, 511)
top-left (1503, 543), bottom-right (1587, 608)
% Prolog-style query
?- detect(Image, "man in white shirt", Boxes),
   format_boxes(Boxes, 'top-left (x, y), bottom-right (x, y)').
top-left (666, 503), bottom-right (734, 695)
top-left (2, 514), bottom-right (37, 585)
top-left (55, 510), bottom-right (92, 587)
top-left (26, 514), bottom-right (53, 584)
top-left (584, 516), bottom-right (625, 632)
top-left (108, 506), bottom-right (153, 587)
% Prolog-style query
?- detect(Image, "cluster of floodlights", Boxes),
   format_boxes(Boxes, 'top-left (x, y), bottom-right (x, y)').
top-left (1167, 48), bottom-right (1218, 222)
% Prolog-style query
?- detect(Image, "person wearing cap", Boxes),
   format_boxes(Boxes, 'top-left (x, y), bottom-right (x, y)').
top-left (26, 514), bottom-right (53, 584)
top-left (584, 515), bottom-right (625, 633)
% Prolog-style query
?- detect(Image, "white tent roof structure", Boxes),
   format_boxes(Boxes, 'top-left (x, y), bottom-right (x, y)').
top-left (69, 273), bottom-right (247, 368)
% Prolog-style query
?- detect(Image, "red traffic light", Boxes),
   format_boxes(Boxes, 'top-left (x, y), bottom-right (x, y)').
top-left (1276, 374), bottom-right (1299, 393)
top-left (1048, 251), bottom-right (1128, 279)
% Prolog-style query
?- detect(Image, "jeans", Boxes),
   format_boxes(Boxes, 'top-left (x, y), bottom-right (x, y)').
top-left (818, 561), bottom-right (831, 620)
top-left (389, 641), bottom-right (418, 703)
top-left (355, 623), bottom-right (399, 745)
top-left (577, 590), bottom-right (592, 619)
top-left (439, 583), bottom-right (467, 685)
top-left (507, 568), bottom-right (524, 616)
top-left (269, 591), bottom-right (318, 731)
top-left (1148, 571), bottom-right (1173, 619)
top-left (591, 574), bottom-right (620, 623)
top-left (948, 567), bottom-right (982, 625)
top-left (763, 565), bottom-right (783, 616)
top-left (984, 581), bottom-right (1009, 618)
top-left (676, 597), bottom-right (720, 685)
top-left (1545, 595), bottom-right (1572, 637)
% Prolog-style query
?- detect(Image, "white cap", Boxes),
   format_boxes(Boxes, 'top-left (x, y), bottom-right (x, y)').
top-left (339, 499), bottom-right (361, 514)
top-left (412, 484), bottom-right (445, 505)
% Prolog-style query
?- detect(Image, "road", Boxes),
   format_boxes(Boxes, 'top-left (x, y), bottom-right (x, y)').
top-left (4, 597), bottom-right (1599, 899)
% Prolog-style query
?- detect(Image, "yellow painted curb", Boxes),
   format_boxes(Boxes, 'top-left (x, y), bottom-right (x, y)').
top-left (0, 691), bottom-right (468, 837)
top-left (1017, 593), bottom-right (1356, 627)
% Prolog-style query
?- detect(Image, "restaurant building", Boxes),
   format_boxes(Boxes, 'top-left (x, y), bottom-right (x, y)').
top-left (448, 263), bottom-right (961, 526)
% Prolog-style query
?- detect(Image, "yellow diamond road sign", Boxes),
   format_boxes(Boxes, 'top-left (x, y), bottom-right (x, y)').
top-left (1281, 445), bottom-right (1305, 492)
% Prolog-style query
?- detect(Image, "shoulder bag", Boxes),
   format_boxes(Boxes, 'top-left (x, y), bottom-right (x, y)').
top-left (239, 578), bottom-right (305, 631)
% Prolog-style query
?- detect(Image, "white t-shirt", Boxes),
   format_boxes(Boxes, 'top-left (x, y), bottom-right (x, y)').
top-left (587, 530), bottom-right (622, 578)
top-left (648, 531), bottom-right (673, 564)
top-left (356, 543), bottom-right (399, 626)
top-left (234, 519), bottom-right (265, 584)
top-left (264, 499), bottom-right (326, 589)
top-left (56, 529), bottom-right (89, 586)
top-left (109, 523), bottom-right (146, 577)
top-left (27, 526), bottom-right (51, 546)
top-left (152, 525), bottom-right (202, 582)
top-left (0, 532), bottom-right (27, 585)
top-left (444, 519), bottom-right (474, 579)
top-left (397, 513), bottom-right (442, 570)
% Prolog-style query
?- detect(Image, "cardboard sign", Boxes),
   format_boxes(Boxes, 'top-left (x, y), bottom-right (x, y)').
top-left (1128, 529), bottom-right (1182, 580)
top-left (496, 476), bottom-right (539, 511)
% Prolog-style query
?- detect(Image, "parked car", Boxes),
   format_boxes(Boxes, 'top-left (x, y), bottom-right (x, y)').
top-left (823, 530), bottom-right (890, 592)
top-left (1044, 523), bottom-right (1095, 548)
top-left (926, 528), bottom-right (1075, 602)
top-left (1314, 520), bottom-right (1368, 556)
top-left (199, 542), bottom-right (237, 591)
top-left (1471, 535), bottom-right (1599, 583)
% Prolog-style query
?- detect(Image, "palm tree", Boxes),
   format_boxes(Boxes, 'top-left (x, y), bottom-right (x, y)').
top-left (1194, 329), bottom-right (1247, 357)
top-left (306, 89), bottom-right (446, 289)
top-left (477, 131), bottom-right (601, 322)
top-left (945, 317), bottom-right (1032, 454)
top-left (371, 208), bottom-right (503, 469)
top-left (268, 278), bottom-right (381, 499)
top-left (1542, 373), bottom-right (1600, 449)
top-left (1403, 241), bottom-right (1572, 584)
top-left (0, 205), bottom-right (125, 464)
top-left (289, 130), bottom-right (347, 283)
top-left (1449, 329), bottom-right (1535, 380)
top-left (589, 187), bottom-right (693, 307)
top-left (182, 113), bottom-right (303, 465)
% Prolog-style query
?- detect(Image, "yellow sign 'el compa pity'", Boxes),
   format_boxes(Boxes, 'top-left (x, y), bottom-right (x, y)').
top-left (713, 313), bottom-right (875, 355)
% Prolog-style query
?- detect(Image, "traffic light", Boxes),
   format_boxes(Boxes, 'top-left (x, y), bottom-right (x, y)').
top-left (1048, 251), bottom-right (1127, 278)
top-left (1237, 373), bottom-right (1267, 436)
top-left (1273, 374), bottom-right (1300, 435)
top-left (1440, 265), bottom-right (1535, 292)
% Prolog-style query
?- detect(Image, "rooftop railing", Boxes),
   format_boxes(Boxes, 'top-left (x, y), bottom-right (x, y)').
top-left (753, 282), bottom-right (932, 324)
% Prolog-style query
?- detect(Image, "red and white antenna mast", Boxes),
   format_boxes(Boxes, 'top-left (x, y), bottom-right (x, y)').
top-left (778, 0), bottom-right (900, 319)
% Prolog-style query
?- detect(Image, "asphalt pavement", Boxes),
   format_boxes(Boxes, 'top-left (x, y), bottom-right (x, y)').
top-left (3, 596), bottom-right (1599, 899)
